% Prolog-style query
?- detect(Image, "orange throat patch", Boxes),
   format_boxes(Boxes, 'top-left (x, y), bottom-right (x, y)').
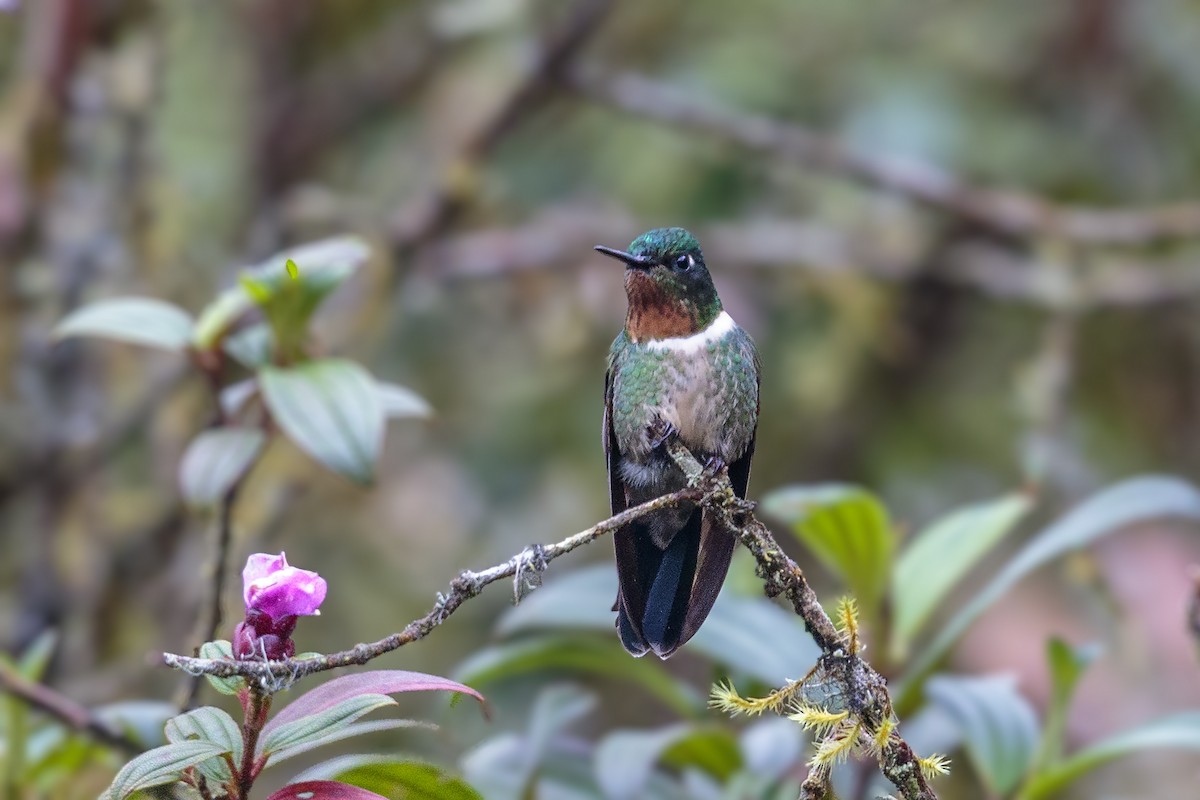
top-left (624, 272), bottom-right (700, 342)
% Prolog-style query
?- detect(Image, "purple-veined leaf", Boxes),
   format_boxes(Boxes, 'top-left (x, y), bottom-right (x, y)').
top-left (259, 358), bottom-right (384, 484)
top-left (179, 427), bottom-right (265, 507)
top-left (266, 780), bottom-right (389, 800)
top-left (263, 670), bottom-right (486, 739)
top-left (55, 297), bottom-right (194, 351)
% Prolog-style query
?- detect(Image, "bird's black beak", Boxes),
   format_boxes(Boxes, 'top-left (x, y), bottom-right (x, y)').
top-left (594, 245), bottom-right (652, 269)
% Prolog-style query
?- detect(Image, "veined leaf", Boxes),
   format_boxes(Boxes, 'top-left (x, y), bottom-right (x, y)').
top-left (1020, 713), bottom-right (1200, 800)
top-left (55, 298), bottom-right (194, 351)
top-left (898, 476), bottom-right (1200, 701)
top-left (165, 706), bottom-right (242, 784)
top-left (198, 640), bottom-right (243, 696)
top-left (263, 719), bottom-right (435, 768)
top-left (891, 493), bottom-right (1032, 656)
top-left (926, 673), bottom-right (1038, 795)
top-left (762, 484), bottom-right (894, 619)
top-left (263, 670), bottom-right (485, 739)
top-left (260, 358), bottom-right (384, 484)
top-left (178, 427), bottom-right (265, 507)
top-left (102, 739), bottom-right (227, 799)
top-left (260, 694), bottom-right (396, 760)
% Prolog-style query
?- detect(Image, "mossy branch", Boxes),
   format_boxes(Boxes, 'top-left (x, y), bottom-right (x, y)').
top-left (163, 436), bottom-right (939, 799)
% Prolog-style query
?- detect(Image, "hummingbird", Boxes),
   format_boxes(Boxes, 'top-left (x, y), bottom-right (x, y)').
top-left (596, 227), bottom-right (760, 658)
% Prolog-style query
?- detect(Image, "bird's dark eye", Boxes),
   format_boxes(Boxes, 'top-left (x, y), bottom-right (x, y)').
top-left (673, 254), bottom-right (691, 271)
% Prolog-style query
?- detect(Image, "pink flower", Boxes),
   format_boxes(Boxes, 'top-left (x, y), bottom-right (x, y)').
top-left (242, 551), bottom-right (326, 620)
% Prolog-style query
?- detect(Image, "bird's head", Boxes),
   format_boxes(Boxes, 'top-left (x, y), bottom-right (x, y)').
top-left (595, 227), bottom-right (722, 341)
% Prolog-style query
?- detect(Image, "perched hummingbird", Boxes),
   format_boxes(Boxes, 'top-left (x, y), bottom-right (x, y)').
top-left (596, 227), bottom-right (760, 658)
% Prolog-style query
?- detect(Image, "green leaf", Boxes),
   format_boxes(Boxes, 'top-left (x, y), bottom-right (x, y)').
top-left (377, 382), bottom-right (432, 419)
top-left (178, 427), bottom-right (265, 507)
top-left (453, 636), bottom-right (702, 717)
top-left (891, 493), bottom-right (1032, 656)
top-left (17, 630), bottom-right (57, 681)
top-left (240, 237), bottom-right (368, 360)
top-left (496, 565), bottom-right (820, 686)
top-left (165, 706), bottom-right (242, 784)
top-left (898, 476), bottom-right (1200, 700)
top-left (262, 720), bottom-right (435, 769)
top-left (926, 673), bottom-right (1039, 795)
top-left (260, 694), bottom-right (397, 761)
top-left (595, 725), bottom-right (741, 800)
top-left (762, 484), bottom-right (894, 618)
top-left (102, 739), bottom-right (227, 799)
top-left (1020, 713), bottom-right (1200, 800)
top-left (260, 358), bottom-right (384, 484)
top-left (198, 640), bottom-right (243, 696)
top-left (224, 322), bottom-right (274, 368)
top-left (54, 298), bottom-right (194, 351)
top-left (1032, 638), bottom-right (1099, 774)
top-left (332, 760), bottom-right (483, 800)
top-left (194, 286), bottom-right (255, 351)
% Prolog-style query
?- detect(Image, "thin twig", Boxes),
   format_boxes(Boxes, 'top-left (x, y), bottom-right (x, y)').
top-left (566, 68), bottom-right (1200, 247)
top-left (161, 487), bottom-right (701, 681)
top-left (176, 484), bottom-right (242, 711)
top-left (0, 662), bottom-right (142, 756)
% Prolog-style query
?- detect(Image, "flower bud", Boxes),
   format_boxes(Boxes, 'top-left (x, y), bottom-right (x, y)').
top-left (234, 552), bottom-right (325, 661)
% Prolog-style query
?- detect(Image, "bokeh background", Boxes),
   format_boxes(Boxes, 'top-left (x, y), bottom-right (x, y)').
top-left (2, 1), bottom-right (1200, 798)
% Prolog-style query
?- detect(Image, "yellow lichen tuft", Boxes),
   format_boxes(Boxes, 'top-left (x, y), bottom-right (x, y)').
top-left (835, 596), bottom-right (860, 653)
top-left (788, 703), bottom-right (850, 735)
top-left (871, 715), bottom-right (896, 753)
top-left (808, 721), bottom-right (861, 768)
top-left (919, 753), bottom-right (952, 780)
top-left (709, 679), bottom-right (802, 717)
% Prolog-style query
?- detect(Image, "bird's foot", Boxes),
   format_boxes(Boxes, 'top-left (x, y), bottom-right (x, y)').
top-left (647, 418), bottom-right (678, 450)
top-left (702, 455), bottom-right (727, 478)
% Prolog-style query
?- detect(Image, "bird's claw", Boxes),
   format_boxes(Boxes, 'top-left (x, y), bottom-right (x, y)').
top-left (702, 455), bottom-right (727, 477)
top-left (647, 418), bottom-right (678, 450)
